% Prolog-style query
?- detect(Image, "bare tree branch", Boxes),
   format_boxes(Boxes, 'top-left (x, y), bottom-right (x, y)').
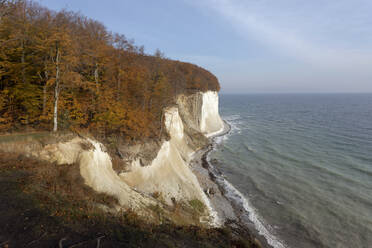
top-left (58, 237), bottom-right (67, 248)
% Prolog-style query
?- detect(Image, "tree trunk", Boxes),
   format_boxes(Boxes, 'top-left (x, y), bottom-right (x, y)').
top-left (94, 63), bottom-right (99, 92)
top-left (53, 45), bottom-right (60, 132)
top-left (40, 69), bottom-right (48, 116)
top-left (158, 109), bottom-right (164, 140)
top-left (117, 72), bottom-right (121, 101)
top-left (43, 84), bottom-right (47, 116)
top-left (142, 81), bottom-right (148, 111)
top-left (148, 98), bottom-right (153, 112)
top-left (0, 0), bottom-right (6, 20)
top-left (21, 2), bottom-right (26, 84)
top-left (21, 39), bottom-right (26, 84)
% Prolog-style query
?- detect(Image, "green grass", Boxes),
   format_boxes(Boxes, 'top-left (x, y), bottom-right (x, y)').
top-left (188, 199), bottom-right (206, 213)
top-left (0, 131), bottom-right (51, 143)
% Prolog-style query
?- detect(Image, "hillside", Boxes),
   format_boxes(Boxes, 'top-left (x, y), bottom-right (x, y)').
top-left (0, 1), bottom-right (265, 248)
top-left (0, 0), bottom-right (219, 141)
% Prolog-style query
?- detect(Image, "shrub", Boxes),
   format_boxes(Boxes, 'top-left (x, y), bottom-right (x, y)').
top-left (188, 199), bottom-right (205, 213)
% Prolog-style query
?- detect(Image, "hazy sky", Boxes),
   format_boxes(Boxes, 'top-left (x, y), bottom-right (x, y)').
top-left (37, 0), bottom-right (372, 93)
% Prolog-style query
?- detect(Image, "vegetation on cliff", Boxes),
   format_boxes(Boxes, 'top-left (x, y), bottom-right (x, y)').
top-left (0, 150), bottom-right (261, 248)
top-left (0, 0), bottom-right (219, 141)
top-left (0, 2), bottom-right (265, 248)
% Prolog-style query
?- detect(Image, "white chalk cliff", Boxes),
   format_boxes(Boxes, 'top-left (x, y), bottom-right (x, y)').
top-left (177, 91), bottom-right (224, 137)
top-left (200, 91), bottom-right (225, 136)
top-left (121, 91), bottom-right (224, 225)
top-left (1, 91), bottom-right (224, 226)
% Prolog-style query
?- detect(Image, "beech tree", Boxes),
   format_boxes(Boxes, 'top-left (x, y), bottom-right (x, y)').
top-left (46, 11), bottom-right (78, 132)
top-left (0, 0), bottom-right (219, 141)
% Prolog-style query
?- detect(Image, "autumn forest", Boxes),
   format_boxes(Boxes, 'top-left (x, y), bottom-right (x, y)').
top-left (0, 0), bottom-right (220, 141)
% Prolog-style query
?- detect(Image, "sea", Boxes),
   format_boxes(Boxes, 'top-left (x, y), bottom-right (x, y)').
top-left (209, 93), bottom-right (372, 248)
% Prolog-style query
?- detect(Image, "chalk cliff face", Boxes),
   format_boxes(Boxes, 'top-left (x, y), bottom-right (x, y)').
top-left (120, 91), bottom-right (224, 225)
top-left (0, 91), bottom-right (224, 225)
top-left (177, 91), bottom-right (224, 137)
top-left (120, 107), bottom-right (199, 202)
top-left (78, 139), bottom-right (155, 210)
top-left (200, 91), bottom-right (225, 136)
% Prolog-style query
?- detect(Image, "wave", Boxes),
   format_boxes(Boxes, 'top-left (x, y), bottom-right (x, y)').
top-left (223, 114), bottom-right (242, 122)
top-left (208, 118), bottom-right (287, 248)
top-left (243, 142), bottom-right (257, 153)
top-left (221, 179), bottom-right (287, 248)
top-left (222, 114), bottom-right (245, 135)
top-left (352, 166), bottom-right (372, 178)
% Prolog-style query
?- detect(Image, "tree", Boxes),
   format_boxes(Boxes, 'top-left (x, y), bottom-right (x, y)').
top-left (0, 0), bottom-right (220, 140)
top-left (154, 48), bottom-right (165, 58)
top-left (49, 12), bottom-right (78, 132)
top-left (0, 0), bottom-right (11, 21)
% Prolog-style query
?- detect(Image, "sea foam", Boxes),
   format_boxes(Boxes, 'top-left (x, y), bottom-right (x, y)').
top-left (207, 118), bottom-right (287, 248)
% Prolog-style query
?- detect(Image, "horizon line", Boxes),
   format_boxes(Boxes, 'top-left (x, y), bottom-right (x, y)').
top-left (220, 92), bottom-right (372, 95)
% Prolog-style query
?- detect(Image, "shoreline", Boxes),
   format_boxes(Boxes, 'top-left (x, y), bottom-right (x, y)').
top-left (190, 120), bottom-right (274, 248)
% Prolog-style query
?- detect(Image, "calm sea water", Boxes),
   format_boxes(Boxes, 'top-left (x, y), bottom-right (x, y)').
top-left (211, 94), bottom-right (372, 248)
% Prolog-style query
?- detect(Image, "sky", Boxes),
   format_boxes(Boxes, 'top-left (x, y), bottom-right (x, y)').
top-left (36, 0), bottom-right (372, 93)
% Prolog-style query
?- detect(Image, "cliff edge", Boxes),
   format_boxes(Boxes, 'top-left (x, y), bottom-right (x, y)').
top-left (0, 91), bottom-right (225, 227)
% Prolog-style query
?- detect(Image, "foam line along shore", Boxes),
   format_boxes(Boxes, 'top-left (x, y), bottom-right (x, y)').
top-left (202, 118), bottom-right (287, 248)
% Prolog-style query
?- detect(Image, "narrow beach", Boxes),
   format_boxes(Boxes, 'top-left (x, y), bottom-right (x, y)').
top-left (190, 121), bottom-right (272, 248)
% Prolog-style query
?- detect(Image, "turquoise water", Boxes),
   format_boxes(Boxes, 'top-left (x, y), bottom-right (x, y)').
top-left (211, 94), bottom-right (372, 248)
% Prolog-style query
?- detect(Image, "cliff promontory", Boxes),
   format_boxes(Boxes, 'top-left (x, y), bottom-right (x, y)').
top-left (0, 91), bottom-right (225, 225)
top-left (0, 1), bottom-right (262, 247)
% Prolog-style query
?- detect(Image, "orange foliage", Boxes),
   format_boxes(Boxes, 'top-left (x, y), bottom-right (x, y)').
top-left (0, 0), bottom-right (220, 141)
